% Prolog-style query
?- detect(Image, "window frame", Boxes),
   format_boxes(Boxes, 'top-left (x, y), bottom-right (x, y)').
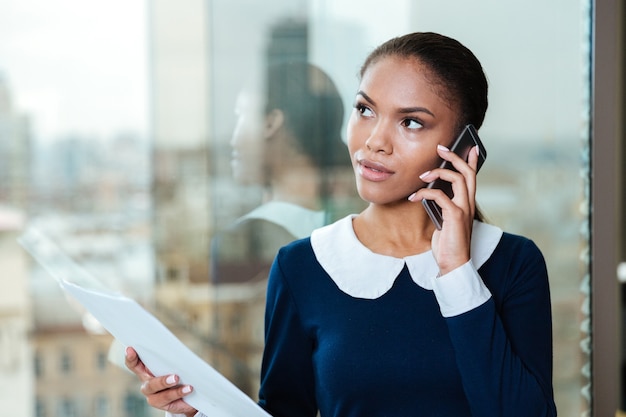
top-left (590, 0), bottom-right (625, 415)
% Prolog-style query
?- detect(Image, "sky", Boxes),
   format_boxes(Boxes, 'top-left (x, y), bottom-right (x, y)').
top-left (0, 0), bottom-right (148, 141)
top-left (0, 0), bottom-right (589, 145)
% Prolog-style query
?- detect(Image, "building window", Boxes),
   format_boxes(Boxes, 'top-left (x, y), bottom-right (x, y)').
top-left (57, 398), bottom-right (77, 417)
top-left (35, 398), bottom-right (46, 417)
top-left (96, 349), bottom-right (108, 372)
top-left (123, 392), bottom-right (148, 417)
top-left (94, 395), bottom-right (110, 417)
top-left (59, 349), bottom-right (73, 374)
top-left (34, 351), bottom-right (43, 378)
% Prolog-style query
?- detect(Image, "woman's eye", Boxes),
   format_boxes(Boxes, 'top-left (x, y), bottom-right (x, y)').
top-left (355, 103), bottom-right (373, 117)
top-left (402, 118), bottom-right (423, 130)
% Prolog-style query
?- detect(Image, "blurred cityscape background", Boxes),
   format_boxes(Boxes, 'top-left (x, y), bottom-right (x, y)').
top-left (0, 1), bottom-right (591, 416)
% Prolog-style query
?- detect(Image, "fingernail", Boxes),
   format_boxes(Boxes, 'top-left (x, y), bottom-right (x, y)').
top-left (419, 171), bottom-right (430, 179)
top-left (475, 145), bottom-right (480, 155)
top-left (437, 144), bottom-right (449, 151)
top-left (182, 385), bottom-right (192, 394)
top-left (408, 192), bottom-right (416, 201)
top-left (125, 347), bottom-right (130, 357)
top-left (166, 375), bottom-right (177, 385)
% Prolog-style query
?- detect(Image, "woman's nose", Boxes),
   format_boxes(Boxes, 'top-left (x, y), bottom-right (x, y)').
top-left (364, 120), bottom-right (392, 154)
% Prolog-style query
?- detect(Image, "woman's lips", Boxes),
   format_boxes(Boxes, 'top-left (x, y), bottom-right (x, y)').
top-left (357, 158), bottom-right (394, 182)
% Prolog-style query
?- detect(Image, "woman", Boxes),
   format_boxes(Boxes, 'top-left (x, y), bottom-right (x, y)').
top-left (208, 60), bottom-right (354, 393)
top-left (127, 32), bottom-right (557, 416)
top-left (212, 60), bottom-right (353, 290)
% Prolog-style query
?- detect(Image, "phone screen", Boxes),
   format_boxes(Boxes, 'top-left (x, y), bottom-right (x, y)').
top-left (421, 124), bottom-right (487, 230)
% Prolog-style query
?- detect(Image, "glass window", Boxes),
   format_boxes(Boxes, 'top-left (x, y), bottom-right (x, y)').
top-left (96, 349), bottom-right (108, 372)
top-left (57, 398), bottom-right (77, 417)
top-left (35, 398), bottom-right (46, 417)
top-left (34, 351), bottom-right (43, 378)
top-left (59, 349), bottom-right (72, 374)
top-left (94, 394), bottom-right (110, 417)
top-left (158, 1), bottom-right (593, 414)
top-left (0, 0), bottom-right (600, 415)
top-left (123, 392), bottom-right (149, 417)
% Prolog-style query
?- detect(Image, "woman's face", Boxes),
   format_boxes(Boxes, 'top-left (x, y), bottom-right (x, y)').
top-left (346, 56), bottom-right (460, 205)
top-left (230, 90), bottom-right (267, 185)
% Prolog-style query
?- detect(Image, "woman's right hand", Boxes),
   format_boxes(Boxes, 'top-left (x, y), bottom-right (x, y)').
top-left (125, 346), bottom-right (198, 417)
top-left (412, 144), bottom-right (478, 274)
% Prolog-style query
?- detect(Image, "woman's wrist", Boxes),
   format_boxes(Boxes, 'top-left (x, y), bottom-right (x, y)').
top-left (437, 257), bottom-right (470, 277)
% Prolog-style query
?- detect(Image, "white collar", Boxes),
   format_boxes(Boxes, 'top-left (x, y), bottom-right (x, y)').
top-left (236, 201), bottom-right (326, 239)
top-left (310, 215), bottom-right (503, 299)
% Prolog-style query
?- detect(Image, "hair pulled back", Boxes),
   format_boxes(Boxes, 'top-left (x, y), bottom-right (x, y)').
top-left (360, 32), bottom-right (488, 132)
top-left (265, 61), bottom-right (350, 169)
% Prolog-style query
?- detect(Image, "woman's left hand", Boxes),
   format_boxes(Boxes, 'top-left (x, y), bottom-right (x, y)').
top-left (124, 347), bottom-right (197, 417)
top-left (411, 144), bottom-right (480, 274)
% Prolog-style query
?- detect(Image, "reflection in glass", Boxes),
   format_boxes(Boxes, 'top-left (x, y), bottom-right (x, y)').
top-left (209, 21), bottom-right (357, 394)
top-left (0, 0), bottom-right (592, 414)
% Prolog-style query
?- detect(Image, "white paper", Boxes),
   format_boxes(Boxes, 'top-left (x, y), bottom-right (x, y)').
top-left (59, 280), bottom-right (271, 417)
top-left (18, 227), bottom-right (270, 417)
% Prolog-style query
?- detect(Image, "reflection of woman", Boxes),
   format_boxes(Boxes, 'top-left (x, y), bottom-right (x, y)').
top-left (127, 32), bottom-right (556, 417)
top-left (212, 61), bottom-right (352, 287)
top-left (208, 61), bottom-right (354, 393)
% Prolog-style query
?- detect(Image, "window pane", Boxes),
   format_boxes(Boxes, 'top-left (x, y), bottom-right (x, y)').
top-left (201, 2), bottom-right (591, 414)
top-left (94, 395), bottom-right (110, 417)
top-left (59, 349), bottom-right (72, 374)
top-left (0, 0), bottom-right (591, 416)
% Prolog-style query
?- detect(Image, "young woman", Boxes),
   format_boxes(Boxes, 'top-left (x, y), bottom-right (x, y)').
top-left (213, 60), bottom-right (353, 290)
top-left (126, 32), bottom-right (557, 417)
top-left (209, 60), bottom-right (353, 393)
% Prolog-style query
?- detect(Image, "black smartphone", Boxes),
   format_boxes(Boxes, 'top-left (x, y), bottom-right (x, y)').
top-left (421, 124), bottom-right (487, 230)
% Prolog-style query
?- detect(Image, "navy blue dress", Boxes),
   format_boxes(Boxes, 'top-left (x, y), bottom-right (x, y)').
top-left (258, 218), bottom-right (557, 417)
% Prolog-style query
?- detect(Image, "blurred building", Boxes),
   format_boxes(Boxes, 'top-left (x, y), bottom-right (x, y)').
top-left (0, 74), bottom-right (32, 208)
top-left (0, 74), bottom-right (33, 416)
top-left (33, 318), bottom-right (151, 417)
top-left (150, 0), bottom-right (212, 289)
top-left (19, 92), bottom-right (156, 417)
top-left (0, 209), bottom-right (31, 416)
top-left (27, 215), bottom-right (159, 417)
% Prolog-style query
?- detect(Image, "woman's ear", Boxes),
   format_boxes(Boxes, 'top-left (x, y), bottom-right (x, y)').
top-left (264, 109), bottom-right (285, 139)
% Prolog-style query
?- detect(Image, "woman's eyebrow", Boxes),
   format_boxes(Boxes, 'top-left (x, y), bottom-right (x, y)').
top-left (398, 106), bottom-right (435, 117)
top-left (356, 90), bottom-right (375, 105)
top-left (356, 90), bottom-right (435, 117)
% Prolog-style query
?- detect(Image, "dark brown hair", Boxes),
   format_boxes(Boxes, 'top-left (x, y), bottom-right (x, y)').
top-left (360, 32), bottom-right (489, 135)
top-left (265, 61), bottom-right (350, 169)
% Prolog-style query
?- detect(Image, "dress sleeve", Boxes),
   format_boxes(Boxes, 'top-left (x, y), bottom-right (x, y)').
top-left (257, 251), bottom-right (318, 417)
top-left (432, 261), bottom-right (492, 317)
top-left (443, 239), bottom-right (557, 416)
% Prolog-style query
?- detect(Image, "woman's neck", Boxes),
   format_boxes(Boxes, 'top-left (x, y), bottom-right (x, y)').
top-left (267, 162), bottom-right (323, 211)
top-left (353, 202), bottom-right (435, 257)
